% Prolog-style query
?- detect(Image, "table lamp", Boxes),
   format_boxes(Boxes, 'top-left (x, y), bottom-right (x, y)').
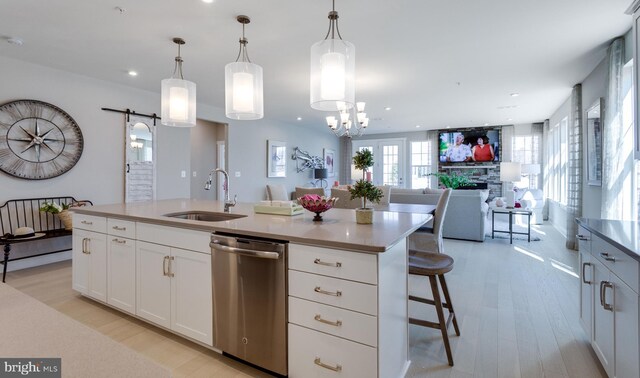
top-left (314, 168), bottom-right (329, 188)
top-left (500, 162), bottom-right (521, 208)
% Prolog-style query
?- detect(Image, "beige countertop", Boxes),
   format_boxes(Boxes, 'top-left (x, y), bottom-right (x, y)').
top-left (73, 199), bottom-right (432, 253)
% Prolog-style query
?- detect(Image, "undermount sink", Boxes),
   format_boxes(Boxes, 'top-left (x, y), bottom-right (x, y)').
top-left (163, 211), bottom-right (247, 222)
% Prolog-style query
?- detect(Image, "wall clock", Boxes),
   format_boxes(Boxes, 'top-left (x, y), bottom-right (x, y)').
top-left (0, 100), bottom-right (84, 180)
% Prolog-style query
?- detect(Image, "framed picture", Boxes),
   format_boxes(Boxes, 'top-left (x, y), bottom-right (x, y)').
top-left (267, 140), bottom-right (287, 178)
top-left (586, 98), bottom-right (603, 186)
top-left (323, 148), bottom-right (335, 177)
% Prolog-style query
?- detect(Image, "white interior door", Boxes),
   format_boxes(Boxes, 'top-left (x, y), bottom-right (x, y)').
top-left (352, 139), bottom-right (406, 188)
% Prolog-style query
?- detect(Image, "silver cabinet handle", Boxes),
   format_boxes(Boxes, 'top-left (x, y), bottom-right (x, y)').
top-left (167, 256), bottom-right (175, 277)
top-left (314, 357), bottom-right (342, 372)
top-left (582, 262), bottom-right (592, 284)
top-left (600, 281), bottom-right (614, 311)
top-left (314, 286), bottom-right (342, 297)
top-left (314, 258), bottom-right (342, 268)
top-left (163, 256), bottom-right (169, 276)
top-left (81, 220), bottom-right (93, 225)
top-left (112, 226), bottom-right (126, 231)
top-left (314, 314), bottom-right (342, 327)
top-left (112, 238), bottom-right (126, 244)
top-left (82, 238), bottom-right (90, 254)
top-left (576, 234), bottom-right (590, 241)
top-left (600, 252), bottom-right (616, 262)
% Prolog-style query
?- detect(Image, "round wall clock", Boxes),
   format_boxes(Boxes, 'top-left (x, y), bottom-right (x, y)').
top-left (0, 100), bottom-right (84, 180)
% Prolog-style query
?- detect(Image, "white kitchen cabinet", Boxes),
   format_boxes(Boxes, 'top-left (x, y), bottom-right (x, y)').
top-left (107, 236), bottom-right (136, 314)
top-left (72, 229), bottom-right (107, 302)
top-left (136, 241), bottom-right (172, 328)
top-left (591, 257), bottom-right (614, 377)
top-left (288, 240), bottom-right (408, 378)
top-left (135, 240), bottom-right (212, 346)
top-left (577, 226), bottom-right (593, 340)
top-left (580, 225), bottom-right (640, 378)
top-left (170, 247), bottom-right (212, 346)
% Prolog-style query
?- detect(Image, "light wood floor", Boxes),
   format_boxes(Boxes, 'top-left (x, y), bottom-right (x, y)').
top-left (6, 222), bottom-right (605, 377)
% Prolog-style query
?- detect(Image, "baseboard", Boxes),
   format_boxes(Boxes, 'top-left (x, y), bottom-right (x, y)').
top-left (5, 251), bottom-right (71, 272)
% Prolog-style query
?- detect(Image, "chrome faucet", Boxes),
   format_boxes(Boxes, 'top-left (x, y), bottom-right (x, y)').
top-left (205, 168), bottom-right (237, 213)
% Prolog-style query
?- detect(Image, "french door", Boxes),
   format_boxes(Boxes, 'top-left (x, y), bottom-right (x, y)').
top-left (352, 139), bottom-right (406, 188)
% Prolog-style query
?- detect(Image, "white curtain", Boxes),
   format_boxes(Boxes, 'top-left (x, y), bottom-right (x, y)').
top-left (601, 37), bottom-right (634, 220)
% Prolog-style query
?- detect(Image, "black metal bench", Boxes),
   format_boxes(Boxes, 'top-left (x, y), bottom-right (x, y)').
top-left (0, 197), bottom-right (92, 282)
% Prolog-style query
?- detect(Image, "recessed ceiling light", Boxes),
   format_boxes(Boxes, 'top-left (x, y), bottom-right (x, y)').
top-left (384, 107), bottom-right (391, 111)
top-left (484, 123), bottom-right (489, 126)
top-left (415, 125), bottom-right (421, 128)
top-left (507, 118), bottom-right (513, 121)
top-left (510, 93), bottom-right (520, 97)
top-left (296, 117), bottom-right (302, 121)
top-left (7, 37), bottom-right (23, 46)
top-left (202, 0), bottom-right (214, 3)
top-left (128, 71), bottom-right (138, 77)
top-left (446, 125), bottom-right (451, 129)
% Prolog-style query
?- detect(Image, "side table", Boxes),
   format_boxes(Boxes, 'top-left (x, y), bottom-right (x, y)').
top-left (491, 207), bottom-right (533, 244)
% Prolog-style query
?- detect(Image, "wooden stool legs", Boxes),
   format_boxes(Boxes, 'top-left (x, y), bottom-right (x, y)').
top-left (409, 273), bottom-right (459, 366)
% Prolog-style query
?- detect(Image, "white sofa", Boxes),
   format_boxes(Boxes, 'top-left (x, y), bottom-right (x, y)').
top-left (390, 188), bottom-right (489, 242)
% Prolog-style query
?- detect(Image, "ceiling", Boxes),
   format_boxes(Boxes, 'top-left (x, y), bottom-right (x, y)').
top-left (0, 0), bottom-right (633, 134)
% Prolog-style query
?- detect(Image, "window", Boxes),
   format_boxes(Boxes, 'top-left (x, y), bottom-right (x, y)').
top-left (512, 135), bottom-right (540, 189)
top-left (560, 117), bottom-right (568, 204)
top-left (411, 141), bottom-right (432, 189)
top-left (382, 145), bottom-right (400, 186)
top-left (545, 118), bottom-right (568, 204)
top-left (351, 139), bottom-right (406, 187)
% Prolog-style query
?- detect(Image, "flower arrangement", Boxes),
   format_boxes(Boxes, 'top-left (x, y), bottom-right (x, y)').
top-left (39, 201), bottom-right (70, 214)
top-left (298, 194), bottom-right (338, 222)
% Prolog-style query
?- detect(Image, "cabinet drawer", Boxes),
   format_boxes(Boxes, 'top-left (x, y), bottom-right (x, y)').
top-left (289, 296), bottom-right (377, 347)
top-left (289, 270), bottom-right (377, 316)
top-left (107, 218), bottom-right (136, 239)
top-left (73, 214), bottom-right (107, 233)
top-left (289, 244), bottom-right (377, 284)
top-left (592, 235), bottom-right (639, 293)
top-left (136, 222), bottom-right (210, 254)
top-left (577, 226), bottom-right (591, 254)
top-left (289, 323), bottom-right (377, 378)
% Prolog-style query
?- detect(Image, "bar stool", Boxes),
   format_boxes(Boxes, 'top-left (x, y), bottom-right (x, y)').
top-left (409, 250), bottom-right (460, 366)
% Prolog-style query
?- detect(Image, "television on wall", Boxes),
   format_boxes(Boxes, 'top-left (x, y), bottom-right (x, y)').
top-left (438, 129), bottom-right (500, 163)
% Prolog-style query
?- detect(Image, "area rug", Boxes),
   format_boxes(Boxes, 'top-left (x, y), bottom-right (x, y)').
top-left (485, 216), bottom-right (542, 241)
top-left (0, 283), bottom-right (171, 378)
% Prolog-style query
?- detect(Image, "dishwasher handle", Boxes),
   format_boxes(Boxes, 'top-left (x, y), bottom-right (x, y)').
top-left (210, 240), bottom-right (281, 259)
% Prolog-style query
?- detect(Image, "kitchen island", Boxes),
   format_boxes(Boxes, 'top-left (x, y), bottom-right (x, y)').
top-left (72, 199), bottom-right (432, 378)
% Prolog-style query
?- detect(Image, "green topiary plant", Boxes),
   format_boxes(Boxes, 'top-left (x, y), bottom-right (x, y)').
top-left (349, 150), bottom-right (383, 209)
top-left (428, 171), bottom-right (477, 189)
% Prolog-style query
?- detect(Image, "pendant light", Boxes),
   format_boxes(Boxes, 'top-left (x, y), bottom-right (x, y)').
top-left (161, 38), bottom-right (196, 127)
top-left (310, 0), bottom-right (355, 112)
top-left (225, 15), bottom-right (264, 120)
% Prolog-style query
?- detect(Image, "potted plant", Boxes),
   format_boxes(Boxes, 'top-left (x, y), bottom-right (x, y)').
top-left (428, 171), bottom-right (477, 189)
top-left (349, 149), bottom-right (383, 224)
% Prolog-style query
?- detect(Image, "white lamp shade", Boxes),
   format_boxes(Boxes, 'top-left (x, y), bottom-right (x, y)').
top-left (500, 162), bottom-right (521, 182)
top-left (310, 39), bottom-right (355, 111)
top-left (225, 61), bottom-right (264, 120)
top-left (521, 163), bottom-right (541, 175)
top-left (161, 77), bottom-right (196, 127)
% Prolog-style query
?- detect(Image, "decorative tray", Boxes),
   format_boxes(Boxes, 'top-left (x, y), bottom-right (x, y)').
top-left (253, 204), bottom-right (305, 216)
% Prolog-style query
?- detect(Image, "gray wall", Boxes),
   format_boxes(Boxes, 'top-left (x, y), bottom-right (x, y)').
top-left (0, 55), bottom-right (339, 206)
top-left (0, 55), bottom-right (191, 205)
top-left (190, 119), bottom-right (225, 200)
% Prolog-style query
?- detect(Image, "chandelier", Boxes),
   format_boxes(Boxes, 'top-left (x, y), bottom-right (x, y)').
top-left (325, 101), bottom-right (369, 138)
top-left (310, 0), bottom-right (355, 112)
top-left (225, 15), bottom-right (264, 120)
top-left (161, 38), bottom-right (196, 127)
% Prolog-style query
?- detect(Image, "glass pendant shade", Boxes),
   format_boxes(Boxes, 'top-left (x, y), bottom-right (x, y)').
top-left (225, 61), bottom-right (264, 120)
top-left (310, 39), bottom-right (355, 111)
top-left (161, 78), bottom-right (196, 127)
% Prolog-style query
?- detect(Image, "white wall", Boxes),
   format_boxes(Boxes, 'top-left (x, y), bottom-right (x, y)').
top-left (190, 119), bottom-right (225, 200)
top-left (0, 55), bottom-right (191, 205)
top-left (0, 55), bottom-right (340, 206)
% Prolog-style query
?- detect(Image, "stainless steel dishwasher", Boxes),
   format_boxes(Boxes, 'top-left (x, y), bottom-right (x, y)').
top-left (210, 232), bottom-right (287, 376)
